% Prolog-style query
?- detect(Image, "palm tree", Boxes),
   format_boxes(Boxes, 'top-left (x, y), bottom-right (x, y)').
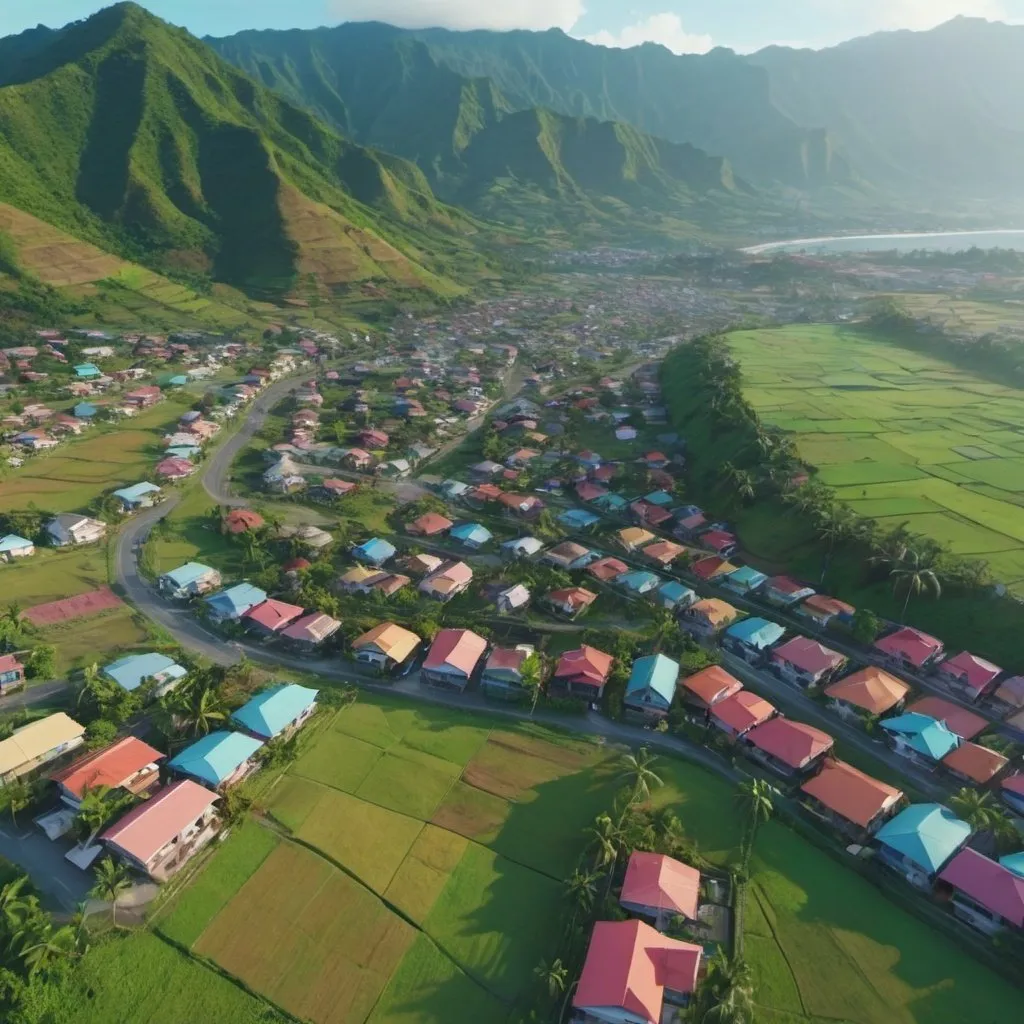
top-left (533, 957), bottom-right (568, 1000)
top-left (5, 778), bottom-right (33, 825)
top-left (176, 685), bottom-right (228, 738)
top-left (0, 876), bottom-right (36, 931)
top-left (564, 868), bottom-right (600, 917)
top-left (948, 788), bottom-right (1008, 835)
top-left (20, 923), bottom-right (81, 978)
top-left (690, 950), bottom-right (754, 1024)
top-left (617, 747), bottom-right (663, 812)
top-left (734, 779), bottom-right (774, 871)
top-left (74, 786), bottom-right (123, 845)
top-left (589, 813), bottom-right (621, 877)
top-left (4, 602), bottom-right (21, 626)
top-left (75, 662), bottom-right (108, 712)
top-left (89, 857), bottom-right (131, 926)
top-left (889, 548), bottom-right (942, 619)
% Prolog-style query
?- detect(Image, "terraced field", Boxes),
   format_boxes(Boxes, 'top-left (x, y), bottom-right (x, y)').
top-left (726, 325), bottom-right (1024, 589)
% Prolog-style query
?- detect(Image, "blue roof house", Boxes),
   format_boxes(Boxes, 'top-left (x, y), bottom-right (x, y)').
top-left (559, 509), bottom-right (601, 530)
top-left (624, 654), bottom-right (680, 718)
top-left (875, 804), bottom-right (971, 887)
top-left (617, 570), bottom-right (662, 597)
top-left (231, 683), bottom-right (319, 740)
top-left (166, 445), bottom-right (202, 461)
top-left (73, 402), bottom-right (98, 419)
top-left (157, 561), bottom-right (222, 599)
top-left (0, 535), bottom-right (35, 562)
top-left (450, 523), bottom-right (493, 550)
top-left (723, 617), bottom-right (786, 663)
top-left (74, 363), bottom-right (101, 379)
top-left (594, 492), bottom-right (628, 513)
top-left (644, 491), bottom-right (674, 507)
top-left (204, 583), bottom-right (267, 623)
top-left (880, 713), bottom-right (960, 767)
top-left (352, 538), bottom-right (397, 567)
top-left (168, 731), bottom-right (264, 789)
top-left (656, 580), bottom-right (696, 611)
top-left (103, 652), bottom-right (188, 697)
top-left (112, 482), bottom-right (162, 511)
top-left (1000, 852), bottom-right (1024, 878)
top-left (722, 565), bottom-right (769, 596)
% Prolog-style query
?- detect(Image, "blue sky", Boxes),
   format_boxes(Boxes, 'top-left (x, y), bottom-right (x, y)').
top-left (5, 1), bottom-right (1024, 51)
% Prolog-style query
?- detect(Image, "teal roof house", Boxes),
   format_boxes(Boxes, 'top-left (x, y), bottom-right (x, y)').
top-left (113, 482), bottom-right (162, 510)
top-left (157, 562), bottom-right (222, 599)
top-left (231, 684), bottom-right (319, 740)
top-left (875, 803), bottom-right (971, 886)
top-left (624, 654), bottom-right (679, 718)
top-left (723, 617), bottom-right (786, 662)
top-left (722, 565), bottom-right (768, 596)
top-left (103, 653), bottom-right (188, 697)
top-left (168, 732), bottom-right (264, 789)
top-left (880, 713), bottom-right (960, 766)
top-left (204, 583), bottom-right (267, 622)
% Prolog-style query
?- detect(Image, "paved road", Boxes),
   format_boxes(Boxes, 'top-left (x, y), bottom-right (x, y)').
top-left (2, 679), bottom-right (71, 711)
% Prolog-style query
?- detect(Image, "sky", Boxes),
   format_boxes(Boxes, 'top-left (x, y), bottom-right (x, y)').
top-left (4, 0), bottom-right (1024, 52)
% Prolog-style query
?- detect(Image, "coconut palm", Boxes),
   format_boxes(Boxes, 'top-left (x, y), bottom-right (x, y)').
top-left (174, 685), bottom-right (228, 738)
top-left (20, 923), bottom-right (81, 977)
top-left (89, 857), bottom-right (131, 926)
top-left (889, 548), bottom-right (942, 619)
top-left (0, 876), bottom-right (36, 932)
top-left (588, 813), bottom-right (621, 875)
top-left (534, 957), bottom-right (568, 1000)
top-left (74, 786), bottom-right (126, 845)
top-left (617, 747), bottom-right (663, 810)
top-left (948, 788), bottom-right (1008, 834)
top-left (734, 778), bottom-right (774, 870)
top-left (690, 950), bottom-right (754, 1024)
top-left (5, 778), bottom-right (33, 826)
top-left (564, 868), bottom-right (600, 916)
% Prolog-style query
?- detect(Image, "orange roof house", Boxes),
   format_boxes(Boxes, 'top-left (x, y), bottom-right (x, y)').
top-left (587, 556), bottom-right (630, 582)
top-left (573, 920), bottom-right (702, 1024)
top-left (825, 667), bottom-right (909, 716)
top-left (619, 851), bottom-right (701, 923)
top-left (906, 696), bottom-right (987, 740)
top-left (51, 737), bottom-right (163, 804)
top-left (351, 622), bottom-right (421, 669)
top-left (800, 759), bottom-right (903, 836)
top-left (406, 512), bottom-right (453, 537)
top-left (681, 598), bottom-right (739, 635)
top-left (421, 628), bottom-right (488, 691)
top-left (941, 742), bottom-right (1010, 785)
top-left (553, 645), bottom-right (614, 699)
top-left (546, 586), bottom-right (598, 619)
top-left (680, 666), bottom-right (743, 709)
top-left (710, 691), bottom-right (775, 737)
top-left (224, 509), bottom-right (264, 534)
top-left (642, 540), bottom-right (686, 567)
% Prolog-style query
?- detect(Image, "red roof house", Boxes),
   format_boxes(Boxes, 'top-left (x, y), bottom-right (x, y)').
top-left (743, 717), bottom-right (834, 776)
top-left (406, 512), bottom-right (453, 537)
top-left (586, 556), bottom-right (630, 583)
top-left (223, 509), bottom-right (264, 534)
top-left (573, 920), bottom-right (702, 1024)
top-left (875, 627), bottom-right (944, 671)
top-left (939, 848), bottom-right (1024, 932)
top-left (936, 651), bottom-right (1002, 701)
top-left (800, 759), bottom-right (903, 837)
top-left (710, 691), bottom-right (776, 737)
top-left (155, 457), bottom-right (195, 480)
top-left (701, 529), bottom-right (737, 556)
top-left (243, 599), bottom-right (304, 634)
top-left (552, 645), bottom-right (614, 699)
top-left (679, 666), bottom-right (743, 709)
top-left (770, 635), bottom-right (846, 689)
top-left (51, 737), bottom-right (164, 804)
top-left (421, 628), bottom-right (488, 692)
top-left (619, 851), bottom-right (701, 924)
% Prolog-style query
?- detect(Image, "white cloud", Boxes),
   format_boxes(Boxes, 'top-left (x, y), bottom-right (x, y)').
top-left (583, 13), bottom-right (714, 55)
top-left (328, 0), bottom-right (585, 32)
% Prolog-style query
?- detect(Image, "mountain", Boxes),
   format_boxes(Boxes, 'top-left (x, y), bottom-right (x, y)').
top-left (748, 18), bottom-right (1024, 200)
top-left (210, 21), bottom-right (850, 192)
top-left (0, 4), bottom-right (482, 303)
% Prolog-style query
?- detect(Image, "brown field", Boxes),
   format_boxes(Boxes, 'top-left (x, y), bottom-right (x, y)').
top-left (429, 782), bottom-right (510, 843)
top-left (383, 826), bottom-right (468, 924)
top-left (461, 733), bottom-right (595, 801)
top-left (195, 842), bottom-right (414, 1024)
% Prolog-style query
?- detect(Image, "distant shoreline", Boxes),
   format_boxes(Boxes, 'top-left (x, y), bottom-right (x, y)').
top-left (742, 229), bottom-right (1024, 255)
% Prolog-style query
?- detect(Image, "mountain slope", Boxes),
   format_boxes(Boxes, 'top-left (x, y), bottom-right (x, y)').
top-left (0, 4), bottom-right (480, 301)
top-left (748, 17), bottom-right (1024, 200)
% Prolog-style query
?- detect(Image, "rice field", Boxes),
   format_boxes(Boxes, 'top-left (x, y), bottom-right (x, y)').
top-left (726, 325), bottom-right (1024, 589)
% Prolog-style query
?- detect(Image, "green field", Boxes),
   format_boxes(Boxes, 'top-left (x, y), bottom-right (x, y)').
top-left (143, 692), bottom-right (1021, 1024)
top-left (725, 325), bottom-right (1024, 588)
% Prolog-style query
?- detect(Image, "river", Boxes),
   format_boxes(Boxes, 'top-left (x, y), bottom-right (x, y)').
top-left (743, 229), bottom-right (1024, 255)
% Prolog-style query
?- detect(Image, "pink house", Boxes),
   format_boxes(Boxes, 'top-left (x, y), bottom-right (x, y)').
top-left (771, 635), bottom-right (846, 689)
top-left (875, 627), bottom-right (944, 672)
top-left (155, 457), bottom-right (195, 480)
top-left (619, 851), bottom-right (701, 927)
top-left (939, 848), bottom-right (1024, 935)
top-left (935, 651), bottom-right (1002, 702)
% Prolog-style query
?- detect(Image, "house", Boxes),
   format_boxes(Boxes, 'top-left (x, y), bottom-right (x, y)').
top-left (507, 448), bottom-right (541, 468)
top-left (231, 684), bottom-right (318, 740)
top-left (263, 457), bottom-right (305, 494)
top-left (624, 654), bottom-right (679, 720)
top-left (824, 667), bottom-right (910, 721)
top-left (594, 492), bottom-right (628, 513)
top-left (935, 651), bottom-right (1002, 702)
top-left (742, 717), bottom-right (834, 778)
top-left (352, 538), bottom-right (397, 567)
top-left (619, 851), bottom-right (700, 928)
top-left (906, 696), bottom-right (987, 740)
top-left (123, 385), bottom-right (162, 408)
top-left (939, 849), bottom-right (1024, 935)
top-left (543, 541), bottom-right (596, 571)
top-left (495, 584), bottom-right (530, 615)
top-left (112, 482), bottom-right (162, 512)
top-left (615, 425), bottom-right (637, 441)
top-left (406, 513), bottom-right (453, 537)
top-left (481, 645), bottom-right (534, 700)
top-left (378, 458), bottom-right (411, 479)
top-left (617, 527), bottom-right (655, 552)
top-left (401, 553), bottom-right (444, 577)
top-left (51, 737), bottom-right (163, 808)
top-left (679, 666), bottom-right (743, 711)
top-left (46, 514), bottom-right (107, 547)
top-left (344, 448), bottom-right (373, 471)
top-left (770, 636), bottom-right (846, 689)
top-left (941, 742), bottom-right (1009, 786)
top-left (875, 627), bottom-right (944, 673)
top-left (722, 617), bottom-right (786, 664)
top-left (798, 594), bottom-right (856, 629)
top-left (760, 575), bottom-right (814, 608)
top-left (223, 510), bottom-right (264, 535)
top-left (499, 493), bottom-right (546, 518)
top-left (1001, 774), bottom-right (1024, 816)
top-left (874, 804), bottom-right (971, 887)
top-left (0, 655), bottom-right (26, 694)
top-left (577, 481), bottom-right (608, 503)
top-left (680, 598), bottom-right (739, 638)
top-left (1002, 852), bottom-right (1024, 879)
top-left (721, 565), bottom-right (768, 596)
top-left (689, 556), bottom-right (737, 582)
top-left (617, 571), bottom-right (661, 598)
top-left (470, 483), bottom-right (503, 505)
top-left (420, 561), bottom-right (474, 602)
top-left (74, 363), bottom-right (101, 379)
top-left (587, 557), bottom-right (630, 583)
top-left (0, 534), bottom-right (35, 562)
top-left (280, 613), bottom-right (342, 650)
top-left (559, 508), bottom-right (601, 531)
top-left (156, 457), bottom-right (195, 481)
top-left (642, 540), bottom-right (686, 568)
top-left (991, 676), bottom-right (1024, 717)
top-left (421, 628), bottom-right (488, 692)
top-left (656, 580), bottom-right (696, 611)
top-left (800, 760), bottom-right (903, 840)
top-left (546, 586), bottom-right (598, 619)
top-left (316, 479), bottom-right (357, 500)
top-left (450, 522), bottom-right (493, 549)
top-left (470, 460), bottom-right (504, 479)
top-left (338, 566), bottom-right (389, 594)
top-left (710, 691), bottom-right (776, 737)
top-left (244, 599), bottom-right (305, 636)
top-left (501, 536), bottom-right (544, 560)
top-left (700, 529), bottom-right (737, 558)
top-left (352, 622), bottom-right (421, 672)
top-left (157, 562), bottom-right (221, 600)
top-left (358, 428), bottom-right (389, 449)
top-left (674, 512), bottom-right (708, 541)
top-left (0, 713), bottom-right (86, 783)
top-left (103, 653), bottom-right (187, 697)
top-left (630, 500), bottom-right (673, 529)
top-left (551, 645), bottom-right (614, 701)
top-left (204, 583), bottom-right (268, 623)
top-left (168, 731), bottom-right (264, 789)
top-left (101, 780), bottom-right (219, 881)
top-left (573, 920), bottom-right (702, 1024)
top-left (880, 713), bottom-right (960, 767)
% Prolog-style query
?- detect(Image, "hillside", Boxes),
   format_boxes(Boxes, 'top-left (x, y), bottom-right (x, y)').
top-left (0, 4), bottom-right (482, 302)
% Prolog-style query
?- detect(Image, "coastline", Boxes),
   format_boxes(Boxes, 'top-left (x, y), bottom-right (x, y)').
top-left (742, 228), bottom-right (1024, 255)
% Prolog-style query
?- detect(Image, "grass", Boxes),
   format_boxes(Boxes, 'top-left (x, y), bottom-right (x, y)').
top-left (1, 545), bottom-right (109, 605)
top-left (47, 605), bottom-right (149, 675)
top-left (384, 826), bottom-right (469, 924)
top-left (146, 485), bottom-right (245, 576)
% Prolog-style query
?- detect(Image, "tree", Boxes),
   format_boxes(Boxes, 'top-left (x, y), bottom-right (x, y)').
top-left (74, 786), bottom-right (129, 845)
top-left (5, 779), bottom-right (32, 826)
top-left (0, 876), bottom-right (36, 932)
top-left (520, 652), bottom-right (543, 716)
top-left (949, 788), bottom-right (1007, 834)
top-left (89, 857), bottom-right (131, 926)
top-left (533, 957), bottom-right (568, 1000)
top-left (691, 950), bottom-right (754, 1024)
top-left (564, 868), bottom-right (600, 918)
top-left (174, 685), bottom-right (227, 738)
top-left (734, 779), bottom-right (774, 871)
top-left (24, 645), bottom-right (56, 681)
top-left (849, 608), bottom-right (881, 646)
top-left (19, 923), bottom-right (81, 978)
top-left (888, 548), bottom-right (942, 619)
top-left (588, 813), bottom-right (621, 877)
top-left (617, 747), bottom-right (663, 812)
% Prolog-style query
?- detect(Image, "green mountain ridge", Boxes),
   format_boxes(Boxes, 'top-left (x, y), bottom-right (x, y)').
top-left (0, 3), bottom-right (483, 303)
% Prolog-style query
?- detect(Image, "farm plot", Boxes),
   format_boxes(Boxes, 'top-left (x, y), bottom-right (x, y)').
top-left (726, 325), bottom-right (1024, 580)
